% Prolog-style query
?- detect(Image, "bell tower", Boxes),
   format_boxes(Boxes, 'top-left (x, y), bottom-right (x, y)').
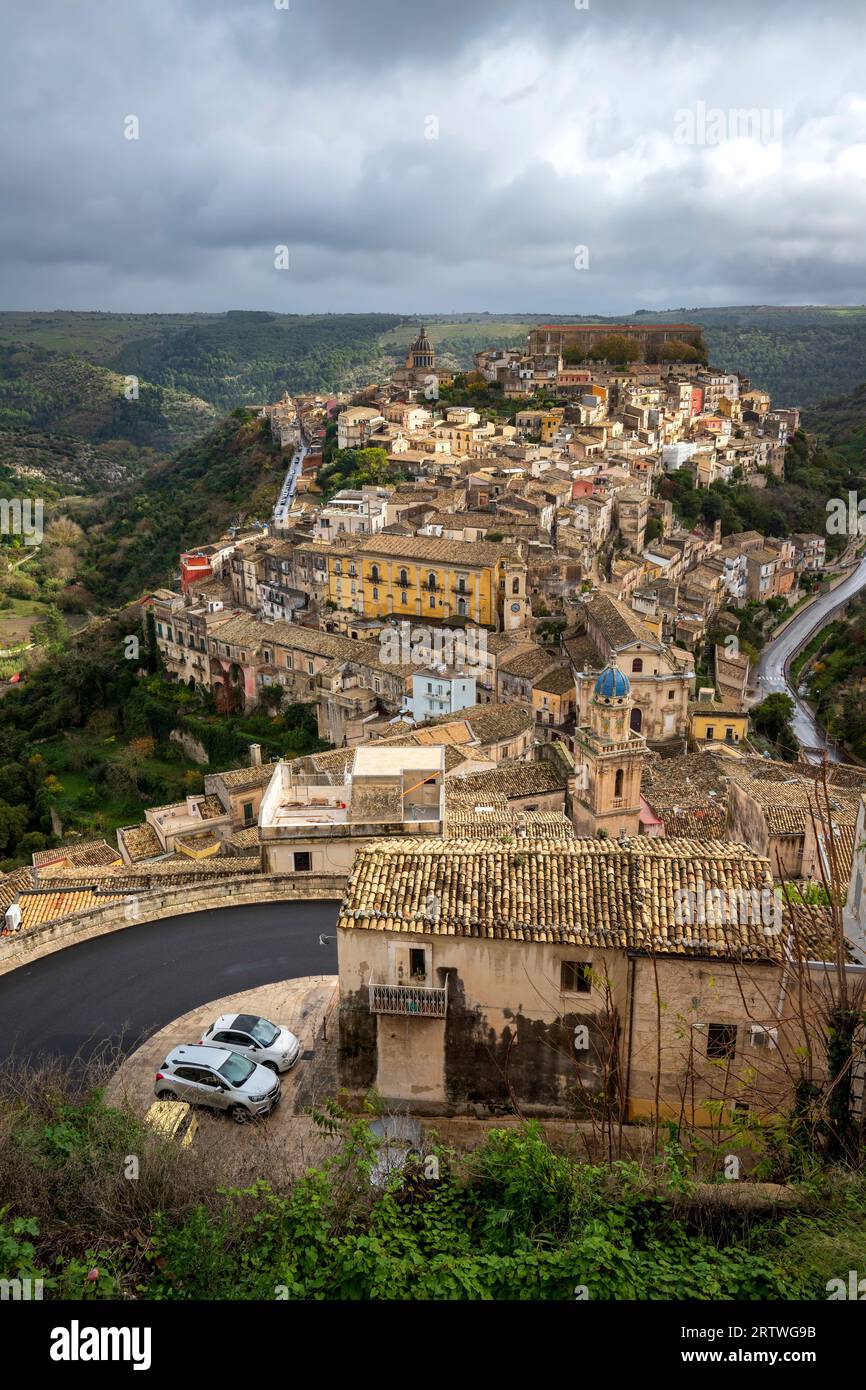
top-left (571, 661), bottom-right (646, 840)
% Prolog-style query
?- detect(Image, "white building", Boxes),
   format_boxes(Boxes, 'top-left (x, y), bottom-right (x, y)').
top-left (313, 488), bottom-right (390, 540)
top-left (409, 667), bottom-right (476, 723)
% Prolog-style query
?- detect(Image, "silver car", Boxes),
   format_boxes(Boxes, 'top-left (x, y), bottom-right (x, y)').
top-left (154, 1044), bottom-right (281, 1123)
top-left (198, 1013), bottom-right (300, 1073)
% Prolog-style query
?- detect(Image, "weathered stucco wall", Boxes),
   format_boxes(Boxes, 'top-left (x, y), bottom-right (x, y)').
top-left (338, 928), bottom-right (626, 1114)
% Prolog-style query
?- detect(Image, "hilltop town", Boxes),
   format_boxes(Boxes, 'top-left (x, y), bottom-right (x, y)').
top-left (3, 319), bottom-right (866, 1133)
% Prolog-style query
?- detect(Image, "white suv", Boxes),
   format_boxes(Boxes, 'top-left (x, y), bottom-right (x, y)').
top-left (154, 1044), bottom-right (281, 1123)
top-left (199, 1013), bottom-right (301, 1074)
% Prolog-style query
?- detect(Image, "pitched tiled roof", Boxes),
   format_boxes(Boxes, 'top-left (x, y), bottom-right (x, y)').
top-left (338, 836), bottom-right (782, 961)
top-left (357, 533), bottom-right (522, 568)
top-left (445, 809), bottom-right (575, 840)
top-left (661, 806), bottom-right (727, 840)
top-left (533, 666), bottom-right (575, 696)
top-left (585, 592), bottom-right (659, 650)
top-left (207, 762), bottom-right (278, 791)
top-left (427, 705), bottom-right (535, 745)
top-left (446, 761), bottom-right (566, 802)
top-left (32, 839), bottom-right (121, 871)
top-left (0, 867), bottom-right (35, 912)
top-left (498, 646), bottom-right (558, 680)
top-left (117, 823), bottom-right (164, 862)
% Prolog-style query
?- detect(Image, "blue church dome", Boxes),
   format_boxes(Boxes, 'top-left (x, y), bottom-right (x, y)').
top-left (594, 663), bottom-right (630, 699)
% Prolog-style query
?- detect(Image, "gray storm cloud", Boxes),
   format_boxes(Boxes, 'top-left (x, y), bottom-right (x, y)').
top-left (1, 0), bottom-right (865, 310)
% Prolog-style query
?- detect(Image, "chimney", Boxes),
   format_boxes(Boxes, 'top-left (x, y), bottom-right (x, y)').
top-left (250, 743), bottom-right (262, 768)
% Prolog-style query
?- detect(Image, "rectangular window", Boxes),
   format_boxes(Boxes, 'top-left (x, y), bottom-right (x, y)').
top-left (706, 1023), bottom-right (737, 1060)
top-left (293, 851), bottom-right (312, 872)
top-left (409, 948), bottom-right (426, 980)
top-left (560, 960), bottom-right (592, 994)
top-left (706, 726), bottom-right (715, 740)
top-left (242, 802), bottom-right (254, 825)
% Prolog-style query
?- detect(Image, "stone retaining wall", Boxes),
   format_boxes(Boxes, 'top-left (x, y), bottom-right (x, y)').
top-left (0, 874), bottom-right (344, 978)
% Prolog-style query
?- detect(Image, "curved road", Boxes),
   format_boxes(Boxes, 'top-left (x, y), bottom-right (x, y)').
top-left (756, 553), bottom-right (866, 761)
top-left (0, 900), bottom-right (339, 1067)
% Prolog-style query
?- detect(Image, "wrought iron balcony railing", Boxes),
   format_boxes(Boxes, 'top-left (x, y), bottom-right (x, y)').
top-left (368, 980), bottom-right (448, 1018)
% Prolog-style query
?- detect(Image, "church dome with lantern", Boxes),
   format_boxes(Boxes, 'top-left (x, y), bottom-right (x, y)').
top-left (593, 663), bottom-right (630, 702)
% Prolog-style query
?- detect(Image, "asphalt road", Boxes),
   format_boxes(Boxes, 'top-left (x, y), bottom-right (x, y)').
top-left (0, 900), bottom-right (340, 1067)
top-left (755, 554), bottom-right (866, 761)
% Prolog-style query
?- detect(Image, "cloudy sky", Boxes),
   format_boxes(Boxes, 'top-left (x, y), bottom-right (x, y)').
top-left (2, 0), bottom-right (865, 314)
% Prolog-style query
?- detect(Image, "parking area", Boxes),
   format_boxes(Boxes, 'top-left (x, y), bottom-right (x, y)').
top-left (106, 974), bottom-right (340, 1180)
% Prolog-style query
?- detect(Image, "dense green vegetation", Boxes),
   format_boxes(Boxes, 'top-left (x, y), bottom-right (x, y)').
top-left (316, 446), bottom-right (407, 500)
top-left (800, 594), bottom-right (866, 761)
top-left (7, 306), bottom-right (866, 410)
top-left (638, 306), bottom-right (866, 404)
top-left (658, 426), bottom-right (863, 554)
top-left (0, 343), bottom-right (217, 452)
top-left (78, 409), bottom-right (285, 604)
top-left (2, 1081), bottom-right (865, 1302)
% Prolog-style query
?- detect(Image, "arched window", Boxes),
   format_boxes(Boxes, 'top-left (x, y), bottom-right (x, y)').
top-left (370, 565), bottom-right (380, 584)
top-left (630, 707), bottom-right (642, 733)
top-left (457, 597), bottom-right (467, 616)
top-left (427, 572), bottom-right (437, 590)
top-left (614, 768), bottom-right (624, 799)
top-left (399, 568), bottom-right (408, 587)
top-left (632, 657), bottom-right (643, 673)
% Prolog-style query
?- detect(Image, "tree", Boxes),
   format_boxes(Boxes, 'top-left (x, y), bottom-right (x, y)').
top-left (752, 692), bottom-right (798, 759)
top-left (586, 335), bottom-right (640, 365)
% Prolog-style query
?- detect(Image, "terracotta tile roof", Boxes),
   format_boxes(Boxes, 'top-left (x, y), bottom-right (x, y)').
top-left (198, 795), bottom-right (227, 820)
top-left (564, 633), bottom-right (600, 670)
top-left (338, 836), bottom-right (783, 961)
top-left (427, 705), bottom-right (535, 745)
top-left (498, 646), bottom-right (558, 680)
top-left (14, 889), bottom-right (126, 930)
top-left (446, 761), bottom-right (566, 802)
top-left (585, 592), bottom-right (659, 650)
top-left (446, 809), bottom-right (575, 840)
top-left (225, 826), bottom-right (262, 853)
top-left (117, 823), bottom-right (164, 862)
top-left (32, 839), bottom-right (121, 871)
top-left (208, 762), bottom-right (278, 791)
top-left (0, 867), bottom-right (35, 912)
top-left (661, 806), bottom-right (727, 839)
top-left (357, 533), bottom-right (522, 568)
top-left (533, 666), bottom-right (575, 696)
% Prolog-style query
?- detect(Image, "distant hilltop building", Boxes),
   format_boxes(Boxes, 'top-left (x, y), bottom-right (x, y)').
top-left (392, 323), bottom-right (453, 393)
top-left (527, 322), bottom-right (705, 362)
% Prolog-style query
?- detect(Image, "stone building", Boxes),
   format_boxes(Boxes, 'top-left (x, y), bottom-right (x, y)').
top-left (336, 832), bottom-right (862, 1123)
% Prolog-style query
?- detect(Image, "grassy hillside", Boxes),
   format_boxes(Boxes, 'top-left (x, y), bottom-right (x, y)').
top-left (0, 343), bottom-right (217, 452)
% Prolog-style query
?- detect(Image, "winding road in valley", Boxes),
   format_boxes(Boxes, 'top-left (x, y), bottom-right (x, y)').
top-left (755, 553), bottom-right (866, 762)
top-left (0, 901), bottom-right (340, 1067)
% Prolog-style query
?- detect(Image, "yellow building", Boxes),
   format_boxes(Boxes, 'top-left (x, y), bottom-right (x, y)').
top-left (515, 408), bottom-right (565, 443)
top-left (330, 533), bottom-right (529, 631)
top-left (688, 693), bottom-right (748, 752)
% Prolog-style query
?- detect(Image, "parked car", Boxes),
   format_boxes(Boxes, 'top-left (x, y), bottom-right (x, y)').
top-left (144, 1098), bottom-right (198, 1148)
top-left (198, 1013), bottom-right (300, 1073)
top-left (154, 1044), bottom-right (281, 1123)
top-left (368, 1116), bottom-right (423, 1187)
